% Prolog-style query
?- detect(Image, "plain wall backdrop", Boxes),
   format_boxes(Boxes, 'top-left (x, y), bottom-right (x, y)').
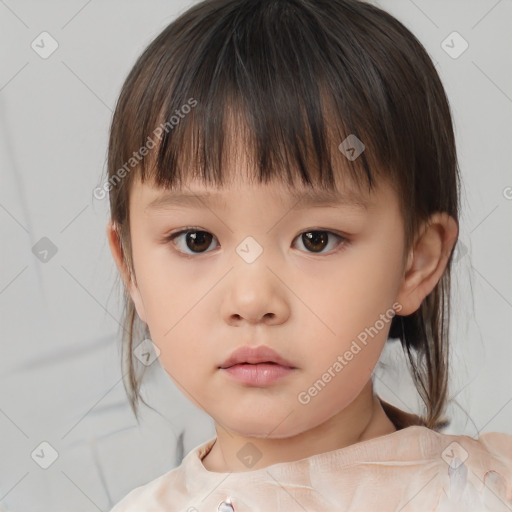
top-left (0, 0), bottom-right (511, 510)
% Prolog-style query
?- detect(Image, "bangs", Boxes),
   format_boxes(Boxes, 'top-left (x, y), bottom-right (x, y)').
top-left (110, 0), bottom-right (409, 199)
top-left (148, 89), bottom-right (377, 196)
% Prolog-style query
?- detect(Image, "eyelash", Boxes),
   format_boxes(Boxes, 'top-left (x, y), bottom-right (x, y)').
top-left (163, 227), bottom-right (349, 257)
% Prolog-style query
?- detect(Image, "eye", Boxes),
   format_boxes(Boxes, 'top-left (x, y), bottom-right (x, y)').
top-left (166, 228), bottom-right (218, 255)
top-left (293, 230), bottom-right (347, 254)
top-left (165, 228), bottom-right (348, 256)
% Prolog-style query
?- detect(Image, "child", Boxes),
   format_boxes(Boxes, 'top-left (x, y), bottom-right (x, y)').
top-left (104, 0), bottom-right (512, 510)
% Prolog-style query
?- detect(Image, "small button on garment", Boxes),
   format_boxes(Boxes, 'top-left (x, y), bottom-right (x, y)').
top-left (217, 496), bottom-right (235, 511)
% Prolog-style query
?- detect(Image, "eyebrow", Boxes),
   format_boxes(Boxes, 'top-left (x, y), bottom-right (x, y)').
top-left (145, 188), bottom-right (369, 212)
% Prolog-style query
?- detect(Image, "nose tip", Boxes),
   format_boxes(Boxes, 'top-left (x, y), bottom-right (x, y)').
top-left (222, 258), bottom-right (290, 327)
top-left (230, 311), bottom-right (276, 325)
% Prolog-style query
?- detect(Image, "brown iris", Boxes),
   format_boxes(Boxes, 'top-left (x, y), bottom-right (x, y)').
top-left (185, 231), bottom-right (213, 253)
top-left (302, 231), bottom-right (328, 253)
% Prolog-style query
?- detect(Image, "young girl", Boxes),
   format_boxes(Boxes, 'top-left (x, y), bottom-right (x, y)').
top-left (104, 0), bottom-right (512, 510)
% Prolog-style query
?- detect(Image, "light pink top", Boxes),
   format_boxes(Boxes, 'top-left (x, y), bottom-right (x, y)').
top-left (110, 419), bottom-right (512, 511)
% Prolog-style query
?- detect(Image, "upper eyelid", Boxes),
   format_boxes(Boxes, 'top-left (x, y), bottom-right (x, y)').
top-left (167, 227), bottom-right (347, 239)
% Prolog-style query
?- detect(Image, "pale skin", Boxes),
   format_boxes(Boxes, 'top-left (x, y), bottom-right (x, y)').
top-left (107, 151), bottom-right (458, 474)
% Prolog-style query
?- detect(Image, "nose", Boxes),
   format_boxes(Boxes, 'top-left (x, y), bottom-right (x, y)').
top-left (221, 258), bottom-right (290, 327)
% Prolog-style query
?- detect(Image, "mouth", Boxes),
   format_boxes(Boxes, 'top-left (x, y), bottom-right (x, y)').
top-left (219, 361), bottom-right (296, 386)
top-left (220, 361), bottom-right (284, 369)
top-left (219, 345), bottom-right (296, 370)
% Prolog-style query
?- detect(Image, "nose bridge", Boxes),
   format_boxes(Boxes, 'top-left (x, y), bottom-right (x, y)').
top-left (222, 232), bottom-right (288, 325)
top-left (231, 232), bottom-right (275, 295)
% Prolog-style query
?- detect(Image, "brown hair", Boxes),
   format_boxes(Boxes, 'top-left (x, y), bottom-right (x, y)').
top-left (105, 0), bottom-right (460, 430)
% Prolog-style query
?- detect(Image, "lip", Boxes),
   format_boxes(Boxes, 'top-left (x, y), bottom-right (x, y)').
top-left (218, 345), bottom-right (297, 387)
top-left (218, 345), bottom-right (296, 369)
top-left (221, 363), bottom-right (295, 386)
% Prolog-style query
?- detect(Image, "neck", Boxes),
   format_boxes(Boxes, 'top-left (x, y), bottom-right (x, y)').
top-left (201, 381), bottom-right (397, 473)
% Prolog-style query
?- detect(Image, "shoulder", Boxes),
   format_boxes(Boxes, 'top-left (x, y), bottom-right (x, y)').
top-left (435, 429), bottom-right (512, 482)
top-left (421, 428), bottom-right (512, 510)
top-left (354, 426), bottom-right (512, 510)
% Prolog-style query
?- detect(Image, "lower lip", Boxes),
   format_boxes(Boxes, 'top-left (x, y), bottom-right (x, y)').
top-left (220, 363), bottom-right (295, 386)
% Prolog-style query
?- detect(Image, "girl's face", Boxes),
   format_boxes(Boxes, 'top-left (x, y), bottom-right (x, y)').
top-left (115, 159), bottom-right (412, 438)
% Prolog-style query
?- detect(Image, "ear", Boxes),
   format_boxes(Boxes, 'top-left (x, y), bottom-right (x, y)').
top-left (396, 212), bottom-right (458, 316)
top-left (106, 220), bottom-right (147, 323)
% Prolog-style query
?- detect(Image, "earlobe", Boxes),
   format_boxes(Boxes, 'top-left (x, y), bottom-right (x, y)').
top-left (105, 221), bottom-right (147, 323)
top-left (396, 213), bottom-right (458, 316)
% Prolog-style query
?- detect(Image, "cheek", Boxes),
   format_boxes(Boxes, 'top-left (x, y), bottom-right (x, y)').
top-left (344, 226), bottom-right (405, 310)
top-left (140, 281), bottom-right (210, 363)
top-left (144, 294), bottom-right (214, 389)
top-left (294, 245), bottom-right (402, 339)
top-left (288, 234), bottom-right (404, 383)
top-left (129, 243), bottom-right (179, 336)
top-left (131, 238), bottom-right (188, 325)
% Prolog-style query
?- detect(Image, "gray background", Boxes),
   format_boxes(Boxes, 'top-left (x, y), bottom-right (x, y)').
top-left (0, 0), bottom-right (511, 510)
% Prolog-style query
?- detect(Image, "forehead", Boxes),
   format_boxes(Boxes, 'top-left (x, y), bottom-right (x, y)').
top-left (129, 168), bottom-right (398, 217)
top-left (142, 180), bottom-right (370, 212)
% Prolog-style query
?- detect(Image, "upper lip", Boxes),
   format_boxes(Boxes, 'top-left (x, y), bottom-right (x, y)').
top-left (219, 345), bottom-right (296, 369)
